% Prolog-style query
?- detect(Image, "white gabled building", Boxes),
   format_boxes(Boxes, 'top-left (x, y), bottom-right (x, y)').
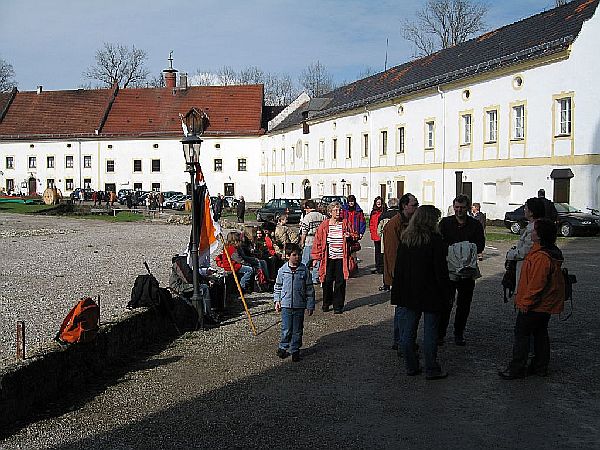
top-left (0, 76), bottom-right (267, 201)
top-left (261, 0), bottom-right (600, 219)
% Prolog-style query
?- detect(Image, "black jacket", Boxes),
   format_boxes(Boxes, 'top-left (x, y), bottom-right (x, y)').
top-left (377, 207), bottom-right (400, 225)
top-left (391, 233), bottom-right (451, 312)
top-left (439, 215), bottom-right (485, 253)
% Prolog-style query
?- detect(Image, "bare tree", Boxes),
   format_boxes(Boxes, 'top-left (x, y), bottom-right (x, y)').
top-left (0, 57), bottom-right (17, 92)
top-left (190, 70), bottom-right (220, 86)
top-left (216, 66), bottom-right (238, 85)
top-left (402, 0), bottom-right (488, 57)
top-left (84, 43), bottom-right (150, 88)
top-left (554, 0), bottom-right (568, 5)
top-left (147, 72), bottom-right (165, 88)
top-left (299, 60), bottom-right (334, 97)
top-left (264, 73), bottom-right (298, 106)
top-left (238, 66), bottom-right (265, 84)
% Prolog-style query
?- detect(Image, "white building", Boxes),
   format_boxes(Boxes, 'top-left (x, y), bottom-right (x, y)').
top-left (0, 77), bottom-right (267, 200)
top-left (262, 0), bottom-right (600, 219)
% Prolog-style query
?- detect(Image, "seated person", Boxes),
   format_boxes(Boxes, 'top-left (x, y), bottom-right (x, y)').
top-left (240, 226), bottom-right (271, 281)
top-left (217, 231), bottom-right (254, 294)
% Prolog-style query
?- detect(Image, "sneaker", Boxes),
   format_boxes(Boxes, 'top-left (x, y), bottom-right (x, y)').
top-left (291, 351), bottom-right (302, 362)
top-left (378, 285), bottom-right (390, 291)
top-left (322, 306), bottom-right (331, 312)
top-left (276, 348), bottom-right (290, 359)
top-left (426, 371), bottom-right (449, 380)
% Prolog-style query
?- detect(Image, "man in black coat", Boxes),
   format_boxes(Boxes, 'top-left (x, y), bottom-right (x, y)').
top-left (438, 194), bottom-right (485, 346)
top-left (236, 196), bottom-right (246, 223)
top-left (213, 193), bottom-right (224, 222)
top-left (538, 189), bottom-right (558, 222)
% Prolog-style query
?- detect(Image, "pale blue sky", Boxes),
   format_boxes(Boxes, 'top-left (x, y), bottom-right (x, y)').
top-left (1, 0), bottom-right (557, 91)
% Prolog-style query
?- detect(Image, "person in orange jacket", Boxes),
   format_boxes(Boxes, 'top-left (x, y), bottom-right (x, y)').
top-left (499, 218), bottom-right (565, 379)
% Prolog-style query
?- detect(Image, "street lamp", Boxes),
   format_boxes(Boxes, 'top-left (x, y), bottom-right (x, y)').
top-left (181, 110), bottom-right (207, 329)
top-left (341, 179), bottom-right (346, 196)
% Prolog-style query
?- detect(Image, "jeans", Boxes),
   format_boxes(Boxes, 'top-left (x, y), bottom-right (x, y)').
top-left (401, 308), bottom-right (442, 376)
top-left (279, 307), bottom-right (306, 353)
top-left (508, 311), bottom-right (551, 375)
top-left (237, 265), bottom-right (254, 290)
top-left (246, 256), bottom-right (270, 280)
top-left (393, 306), bottom-right (407, 346)
top-left (302, 244), bottom-right (320, 284)
top-left (439, 278), bottom-right (475, 339)
top-left (323, 258), bottom-right (346, 311)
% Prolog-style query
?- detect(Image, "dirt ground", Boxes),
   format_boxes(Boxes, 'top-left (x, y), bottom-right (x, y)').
top-left (1, 214), bottom-right (599, 449)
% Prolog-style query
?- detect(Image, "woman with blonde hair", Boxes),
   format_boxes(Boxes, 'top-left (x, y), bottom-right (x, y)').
top-left (311, 201), bottom-right (354, 314)
top-left (391, 205), bottom-right (450, 379)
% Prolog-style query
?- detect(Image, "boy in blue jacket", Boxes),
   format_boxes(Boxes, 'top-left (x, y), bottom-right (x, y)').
top-left (274, 243), bottom-right (315, 362)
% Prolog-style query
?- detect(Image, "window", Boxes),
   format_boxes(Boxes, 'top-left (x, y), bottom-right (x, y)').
top-left (65, 155), bottom-right (73, 168)
top-left (290, 146), bottom-right (295, 163)
top-left (272, 150), bottom-right (276, 169)
top-left (214, 158), bottom-right (223, 172)
top-left (6, 179), bottom-right (14, 192)
top-left (486, 110), bottom-right (498, 142)
top-left (346, 136), bottom-right (352, 159)
top-left (65, 179), bottom-right (74, 190)
top-left (224, 183), bottom-right (234, 196)
top-left (462, 114), bottom-right (472, 145)
top-left (281, 182), bottom-right (285, 194)
top-left (151, 159), bottom-right (160, 172)
top-left (151, 183), bottom-right (160, 191)
top-left (426, 121), bottom-right (435, 149)
top-left (133, 160), bottom-right (142, 172)
top-left (362, 134), bottom-right (369, 157)
top-left (47, 156), bottom-right (54, 168)
top-left (513, 105), bottom-right (525, 140)
top-left (558, 97), bottom-right (572, 135)
top-left (319, 141), bottom-right (325, 160)
top-left (83, 178), bottom-right (91, 189)
top-left (281, 148), bottom-right (286, 166)
top-left (397, 127), bottom-right (405, 154)
top-left (483, 182), bottom-right (497, 204)
top-left (47, 179), bottom-right (55, 188)
top-left (332, 138), bottom-right (337, 159)
top-left (380, 130), bottom-right (388, 156)
top-left (134, 182), bottom-right (142, 191)
top-left (28, 156), bottom-right (36, 168)
top-left (83, 155), bottom-right (91, 168)
top-left (6, 156), bottom-right (14, 169)
top-left (291, 182), bottom-right (294, 194)
top-left (238, 158), bottom-right (247, 171)
top-left (106, 160), bottom-right (115, 172)
top-left (332, 183), bottom-right (337, 195)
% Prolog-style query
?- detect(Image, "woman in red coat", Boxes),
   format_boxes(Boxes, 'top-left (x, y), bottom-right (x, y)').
top-left (369, 196), bottom-right (387, 274)
top-left (311, 202), bottom-right (354, 314)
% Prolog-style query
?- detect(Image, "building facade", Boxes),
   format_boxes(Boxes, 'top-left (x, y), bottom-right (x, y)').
top-left (261, 0), bottom-right (600, 219)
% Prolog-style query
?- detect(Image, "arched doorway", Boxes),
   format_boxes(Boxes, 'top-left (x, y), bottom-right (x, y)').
top-left (302, 179), bottom-right (311, 199)
top-left (28, 177), bottom-right (37, 195)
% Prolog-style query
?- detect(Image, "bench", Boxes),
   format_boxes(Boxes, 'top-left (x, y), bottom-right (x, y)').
top-left (113, 208), bottom-right (143, 216)
top-left (90, 208), bottom-right (110, 215)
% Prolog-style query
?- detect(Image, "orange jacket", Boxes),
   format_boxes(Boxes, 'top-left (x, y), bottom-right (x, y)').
top-left (515, 243), bottom-right (565, 314)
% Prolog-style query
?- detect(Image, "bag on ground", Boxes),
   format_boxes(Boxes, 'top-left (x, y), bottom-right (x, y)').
top-left (56, 297), bottom-right (100, 344)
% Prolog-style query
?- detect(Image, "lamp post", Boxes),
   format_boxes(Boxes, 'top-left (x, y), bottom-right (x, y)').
top-left (341, 179), bottom-right (346, 196)
top-left (182, 132), bottom-right (204, 329)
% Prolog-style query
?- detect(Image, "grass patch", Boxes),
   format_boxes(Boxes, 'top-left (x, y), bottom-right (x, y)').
top-left (0, 203), bottom-right (56, 214)
top-left (485, 226), bottom-right (518, 242)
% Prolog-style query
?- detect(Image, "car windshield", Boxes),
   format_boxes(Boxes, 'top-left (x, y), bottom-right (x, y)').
top-left (283, 199), bottom-right (301, 207)
top-left (555, 203), bottom-right (581, 213)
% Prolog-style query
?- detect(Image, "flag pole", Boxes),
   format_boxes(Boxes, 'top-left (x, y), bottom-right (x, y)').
top-left (218, 233), bottom-right (257, 336)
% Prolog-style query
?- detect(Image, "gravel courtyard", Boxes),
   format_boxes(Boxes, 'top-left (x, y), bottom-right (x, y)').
top-left (1, 212), bottom-right (599, 448)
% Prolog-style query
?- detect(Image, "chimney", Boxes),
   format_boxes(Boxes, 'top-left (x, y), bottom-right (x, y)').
top-left (37, 86), bottom-right (43, 95)
top-left (162, 51), bottom-right (178, 89)
top-left (179, 73), bottom-right (188, 90)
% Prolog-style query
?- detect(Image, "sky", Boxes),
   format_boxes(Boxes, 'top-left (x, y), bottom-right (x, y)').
top-left (1, 0), bottom-right (559, 92)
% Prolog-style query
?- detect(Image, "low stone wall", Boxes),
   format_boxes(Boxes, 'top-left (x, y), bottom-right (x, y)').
top-left (0, 307), bottom-right (176, 430)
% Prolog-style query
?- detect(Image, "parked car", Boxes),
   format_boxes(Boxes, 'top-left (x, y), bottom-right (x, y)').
top-left (172, 195), bottom-right (192, 211)
top-left (504, 202), bottom-right (600, 236)
top-left (224, 195), bottom-right (239, 208)
top-left (165, 194), bottom-right (187, 209)
top-left (162, 191), bottom-right (183, 200)
top-left (256, 198), bottom-right (303, 223)
top-left (70, 188), bottom-right (94, 201)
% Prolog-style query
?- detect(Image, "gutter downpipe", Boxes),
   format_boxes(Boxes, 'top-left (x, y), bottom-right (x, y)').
top-left (437, 85), bottom-right (446, 209)
top-left (366, 106), bottom-right (373, 207)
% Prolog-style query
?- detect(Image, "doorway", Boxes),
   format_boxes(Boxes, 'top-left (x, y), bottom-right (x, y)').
top-left (553, 179), bottom-right (570, 203)
top-left (380, 184), bottom-right (386, 201)
top-left (396, 181), bottom-right (404, 199)
top-left (462, 182), bottom-right (472, 203)
top-left (28, 177), bottom-right (36, 195)
top-left (303, 179), bottom-right (311, 199)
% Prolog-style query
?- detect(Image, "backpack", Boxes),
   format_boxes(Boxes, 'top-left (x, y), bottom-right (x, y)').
top-left (447, 241), bottom-right (481, 281)
top-left (128, 273), bottom-right (162, 309)
top-left (560, 266), bottom-right (577, 320)
top-left (56, 297), bottom-right (100, 344)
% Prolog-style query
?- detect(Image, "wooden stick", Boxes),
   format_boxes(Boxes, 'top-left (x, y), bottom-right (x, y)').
top-left (219, 233), bottom-right (257, 336)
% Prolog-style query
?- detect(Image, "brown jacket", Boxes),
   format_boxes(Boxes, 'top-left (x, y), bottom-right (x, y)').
top-left (382, 213), bottom-right (409, 286)
top-left (515, 243), bottom-right (565, 314)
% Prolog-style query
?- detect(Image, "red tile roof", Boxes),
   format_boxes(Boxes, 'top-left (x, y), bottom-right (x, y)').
top-left (0, 84), bottom-right (265, 140)
top-left (101, 85), bottom-right (264, 137)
